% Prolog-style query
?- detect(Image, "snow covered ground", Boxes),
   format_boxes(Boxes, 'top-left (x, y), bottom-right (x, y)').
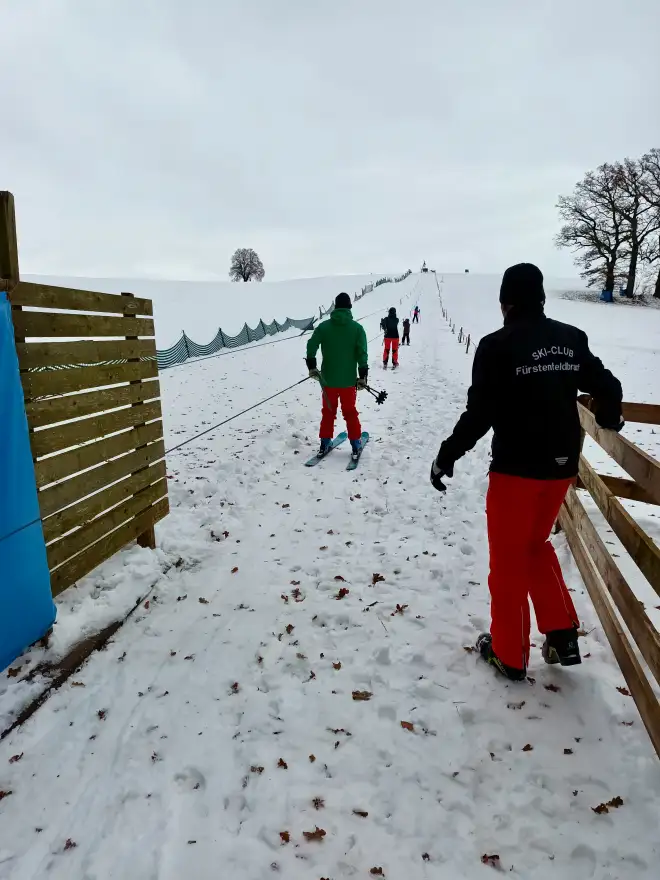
top-left (1, 272), bottom-right (660, 879)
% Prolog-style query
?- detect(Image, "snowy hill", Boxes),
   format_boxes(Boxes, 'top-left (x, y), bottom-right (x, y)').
top-left (22, 272), bottom-right (402, 348)
top-left (1, 271), bottom-right (659, 879)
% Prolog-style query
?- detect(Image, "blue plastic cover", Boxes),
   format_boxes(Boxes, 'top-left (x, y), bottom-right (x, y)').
top-left (0, 292), bottom-right (56, 671)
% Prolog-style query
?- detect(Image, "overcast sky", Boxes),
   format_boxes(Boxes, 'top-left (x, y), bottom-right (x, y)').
top-left (2, 0), bottom-right (659, 281)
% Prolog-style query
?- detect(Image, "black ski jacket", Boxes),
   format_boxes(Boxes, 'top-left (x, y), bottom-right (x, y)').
top-left (436, 310), bottom-right (623, 480)
top-left (382, 315), bottom-right (399, 339)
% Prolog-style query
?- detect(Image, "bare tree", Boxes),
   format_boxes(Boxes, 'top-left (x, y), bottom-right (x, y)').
top-left (640, 149), bottom-right (660, 297)
top-left (556, 164), bottom-right (628, 292)
top-left (229, 248), bottom-right (265, 282)
top-left (612, 157), bottom-right (660, 295)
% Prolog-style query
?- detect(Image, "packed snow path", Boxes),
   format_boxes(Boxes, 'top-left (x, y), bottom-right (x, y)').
top-left (1, 277), bottom-right (659, 879)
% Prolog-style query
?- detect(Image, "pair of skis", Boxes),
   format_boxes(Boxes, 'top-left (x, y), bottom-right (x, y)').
top-left (304, 431), bottom-right (370, 470)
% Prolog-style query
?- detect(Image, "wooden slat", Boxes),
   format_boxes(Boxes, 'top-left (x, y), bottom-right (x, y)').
top-left (31, 400), bottom-right (163, 457)
top-left (12, 310), bottom-right (154, 339)
top-left (35, 421), bottom-right (164, 488)
top-left (46, 479), bottom-right (168, 570)
top-left (622, 402), bottom-right (660, 426)
top-left (42, 460), bottom-right (166, 543)
top-left (595, 474), bottom-right (659, 506)
top-left (38, 440), bottom-right (165, 518)
top-left (26, 379), bottom-right (160, 428)
top-left (50, 498), bottom-right (169, 597)
top-left (0, 192), bottom-right (19, 289)
top-left (579, 403), bottom-right (660, 505)
top-left (16, 338), bottom-right (155, 369)
top-left (559, 502), bottom-right (660, 759)
top-left (10, 281), bottom-right (152, 316)
top-left (22, 359), bottom-right (159, 398)
top-left (578, 456), bottom-right (660, 599)
top-left (565, 487), bottom-right (660, 687)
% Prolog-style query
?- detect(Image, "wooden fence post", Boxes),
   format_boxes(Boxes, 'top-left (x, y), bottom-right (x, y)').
top-left (0, 192), bottom-right (20, 291)
top-left (123, 291), bottom-right (156, 551)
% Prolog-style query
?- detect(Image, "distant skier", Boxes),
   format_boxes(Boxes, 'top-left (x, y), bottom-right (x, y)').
top-left (305, 292), bottom-right (368, 460)
top-left (382, 307), bottom-right (399, 369)
top-left (430, 263), bottom-right (623, 682)
top-left (402, 317), bottom-right (411, 346)
top-left (412, 306), bottom-right (420, 323)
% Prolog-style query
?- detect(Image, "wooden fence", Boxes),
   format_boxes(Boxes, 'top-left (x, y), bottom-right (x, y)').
top-left (559, 398), bottom-right (660, 757)
top-left (1, 191), bottom-right (169, 597)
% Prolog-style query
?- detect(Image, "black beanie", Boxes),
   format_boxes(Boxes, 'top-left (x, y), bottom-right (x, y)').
top-left (499, 263), bottom-right (545, 308)
top-left (335, 291), bottom-right (352, 309)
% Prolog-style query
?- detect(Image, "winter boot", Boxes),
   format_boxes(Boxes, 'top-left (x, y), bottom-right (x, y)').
top-left (476, 633), bottom-right (526, 682)
top-left (350, 438), bottom-right (362, 461)
top-left (542, 627), bottom-right (581, 667)
top-left (317, 438), bottom-right (332, 458)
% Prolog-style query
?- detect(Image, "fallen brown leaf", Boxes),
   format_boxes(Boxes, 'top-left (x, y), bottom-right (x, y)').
top-left (333, 662), bottom-right (342, 670)
top-left (71, 681), bottom-right (86, 687)
top-left (231, 567), bottom-right (239, 574)
top-left (319, 546), bottom-right (328, 551)
top-left (369, 868), bottom-right (384, 876)
top-left (522, 743), bottom-right (533, 752)
top-left (302, 826), bottom-right (326, 842)
top-left (279, 831), bottom-right (290, 844)
top-left (391, 604), bottom-right (408, 616)
top-left (285, 624), bottom-right (294, 635)
top-left (400, 721), bottom-right (415, 732)
top-left (592, 795), bottom-right (624, 814)
top-left (616, 686), bottom-right (631, 697)
top-left (334, 575), bottom-right (345, 581)
top-left (335, 587), bottom-right (349, 599)
top-left (312, 797), bottom-right (325, 810)
top-left (353, 809), bottom-right (368, 817)
top-left (372, 573), bottom-right (385, 585)
top-left (277, 758), bottom-right (288, 769)
top-left (481, 854), bottom-right (500, 867)
top-left (198, 597), bottom-right (209, 605)
top-left (290, 580), bottom-right (301, 586)
top-left (463, 646), bottom-right (476, 654)
top-left (184, 654), bottom-right (195, 661)
top-left (97, 709), bottom-right (108, 721)
top-left (64, 839), bottom-right (77, 851)
top-left (544, 683), bottom-right (561, 693)
top-left (564, 748), bottom-right (574, 755)
top-left (0, 791), bottom-right (13, 801)
top-left (309, 754), bottom-right (316, 763)
top-left (251, 766), bottom-right (264, 774)
top-left (9, 753), bottom-right (23, 764)
top-left (352, 690), bottom-right (372, 701)
top-left (7, 667), bottom-right (22, 678)
top-left (507, 701), bottom-right (526, 710)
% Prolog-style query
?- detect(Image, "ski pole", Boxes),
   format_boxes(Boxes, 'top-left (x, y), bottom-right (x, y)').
top-left (365, 385), bottom-right (388, 405)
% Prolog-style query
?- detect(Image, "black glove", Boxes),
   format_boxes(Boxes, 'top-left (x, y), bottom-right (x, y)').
top-left (596, 414), bottom-right (625, 433)
top-left (430, 459), bottom-right (454, 492)
top-left (356, 365), bottom-right (368, 391)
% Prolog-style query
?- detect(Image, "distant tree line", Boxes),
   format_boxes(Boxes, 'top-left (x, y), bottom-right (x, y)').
top-left (556, 149), bottom-right (660, 298)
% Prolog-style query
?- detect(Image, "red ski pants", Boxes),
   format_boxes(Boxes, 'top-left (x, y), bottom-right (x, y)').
top-left (383, 338), bottom-right (399, 365)
top-left (486, 473), bottom-right (578, 670)
top-left (319, 387), bottom-right (362, 441)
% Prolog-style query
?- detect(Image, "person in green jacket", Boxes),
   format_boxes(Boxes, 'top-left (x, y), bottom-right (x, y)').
top-left (305, 292), bottom-right (368, 458)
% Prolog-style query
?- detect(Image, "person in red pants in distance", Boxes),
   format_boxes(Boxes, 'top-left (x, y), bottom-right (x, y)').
top-left (430, 263), bottom-right (623, 681)
top-left (382, 307), bottom-right (399, 368)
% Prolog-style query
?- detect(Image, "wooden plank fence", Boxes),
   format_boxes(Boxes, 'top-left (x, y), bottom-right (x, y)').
top-left (1, 191), bottom-right (169, 598)
top-left (559, 398), bottom-right (660, 758)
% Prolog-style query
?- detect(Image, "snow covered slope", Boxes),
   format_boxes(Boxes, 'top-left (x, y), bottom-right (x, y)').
top-left (1, 272), bottom-right (659, 879)
top-left (22, 273), bottom-right (401, 348)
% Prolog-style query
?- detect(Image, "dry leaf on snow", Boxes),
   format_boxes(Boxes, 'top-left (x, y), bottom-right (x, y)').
top-left (198, 597), bottom-right (209, 605)
top-left (302, 826), bottom-right (326, 842)
top-left (481, 854), bottom-right (500, 867)
top-left (333, 662), bottom-right (342, 670)
top-left (593, 795), bottom-right (624, 814)
top-left (400, 721), bottom-right (415, 732)
top-left (544, 683), bottom-right (561, 693)
top-left (279, 831), bottom-right (290, 843)
top-left (231, 567), bottom-right (239, 574)
top-left (352, 690), bottom-right (372, 701)
top-left (369, 868), bottom-right (384, 876)
top-left (285, 624), bottom-right (294, 635)
top-left (372, 573), bottom-right (385, 585)
top-left (335, 588), bottom-right (349, 600)
top-left (353, 809), bottom-right (368, 817)
top-left (8, 754), bottom-right (23, 765)
top-left (63, 839), bottom-right (77, 851)
top-left (312, 797), bottom-right (325, 809)
top-left (277, 758), bottom-right (288, 769)
top-left (616, 686), bottom-right (631, 697)
top-left (522, 743), bottom-right (533, 752)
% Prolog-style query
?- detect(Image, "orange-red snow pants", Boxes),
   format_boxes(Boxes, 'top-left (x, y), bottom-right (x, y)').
top-left (486, 472), bottom-right (578, 670)
top-left (383, 338), bottom-right (399, 366)
top-left (320, 387), bottom-right (361, 441)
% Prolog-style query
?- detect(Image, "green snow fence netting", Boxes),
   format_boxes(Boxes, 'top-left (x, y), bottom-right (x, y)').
top-left (156, 316), bottom-right (316, 368)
